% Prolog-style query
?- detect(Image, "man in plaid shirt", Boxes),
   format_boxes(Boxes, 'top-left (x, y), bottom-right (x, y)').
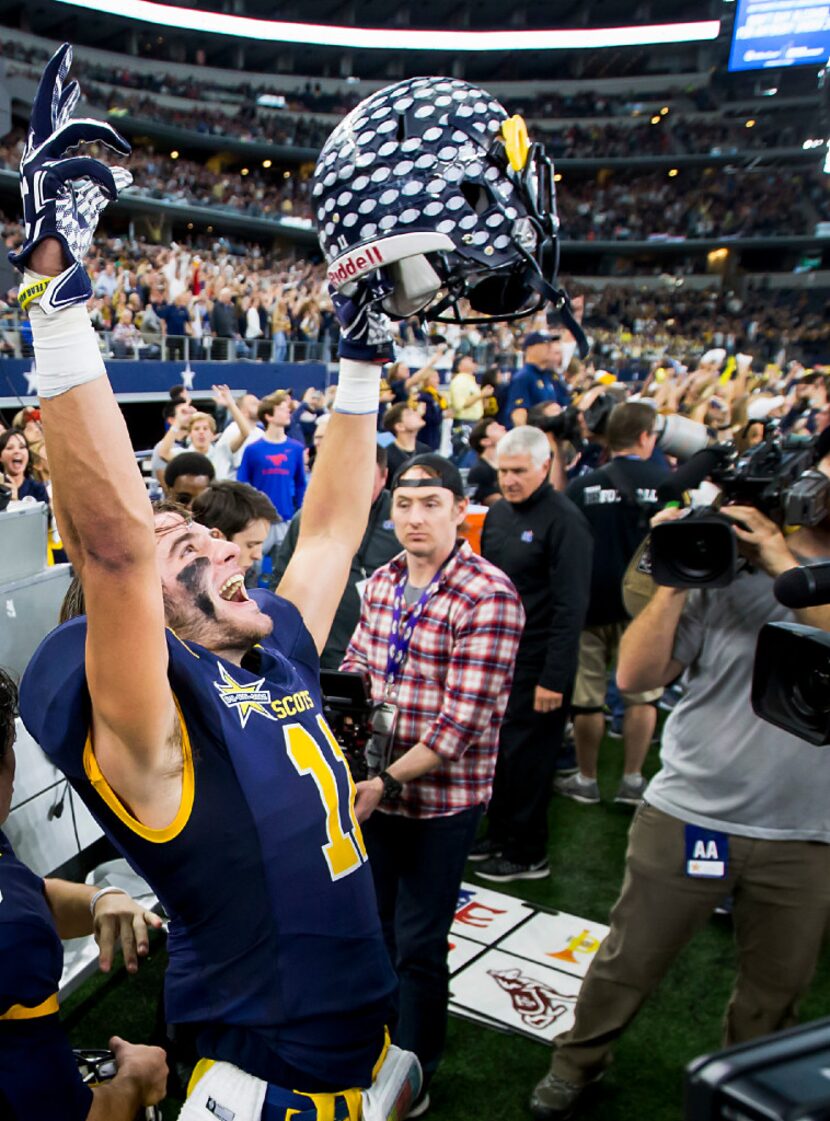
top-left (341, 453), bottom-right (524, 1111)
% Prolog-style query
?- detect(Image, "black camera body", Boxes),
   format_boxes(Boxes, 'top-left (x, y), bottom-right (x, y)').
top-left (651, 435), bottom-right (830, 589)
top-left (685, 1015), bottom-right (830, 1121)
top-left (530, 393), bottom-right (616, 449)
top-left (752, 622), bottom-right (830, 746)
top-left (319, 669), bottom-right (375, 782)
top-left (532, 403), bottom-right (583, 446)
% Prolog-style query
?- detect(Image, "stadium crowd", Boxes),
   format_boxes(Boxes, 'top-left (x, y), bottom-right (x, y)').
top-left (0, 213), bottom-right (825, 368)
top-left (0, 37), bottom-right (819, 159)
top-left (4, 38), bottom-right (830, 1121)
top-left (3, 129), bottom-right (825, 242)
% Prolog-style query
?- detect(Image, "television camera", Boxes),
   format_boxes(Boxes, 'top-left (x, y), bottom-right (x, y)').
top-left (319, 670), bottom-right (395, 781)
top-left (650, 432), bottom-right (830, 589)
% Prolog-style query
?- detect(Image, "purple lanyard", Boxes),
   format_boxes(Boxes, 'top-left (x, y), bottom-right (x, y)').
top-left (385, 570), bottom-right (444, 693)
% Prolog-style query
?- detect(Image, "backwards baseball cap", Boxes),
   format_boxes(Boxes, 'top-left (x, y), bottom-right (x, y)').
top-left (391, 453), bottom-right (465, 498)
top-left (523, 331), bottom-right (552, 349)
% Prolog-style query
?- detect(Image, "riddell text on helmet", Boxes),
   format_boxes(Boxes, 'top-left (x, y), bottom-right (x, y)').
top-left (328, 245), bottom-right (385, 288)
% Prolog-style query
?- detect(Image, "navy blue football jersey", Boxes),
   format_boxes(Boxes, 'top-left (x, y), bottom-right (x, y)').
top-left (20, 590), bottom-right (396, 1092)
top-left (0, 831), bottom-right (93, 1121)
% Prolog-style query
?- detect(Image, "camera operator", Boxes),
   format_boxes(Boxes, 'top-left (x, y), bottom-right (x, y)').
top-left (554, 402), bottom-right (669, 807)
top-left (530, 478), bottom-right (830, 1120)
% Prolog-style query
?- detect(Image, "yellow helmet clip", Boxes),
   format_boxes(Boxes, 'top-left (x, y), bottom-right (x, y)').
top-left (501, 115), bottom-right (531, 172)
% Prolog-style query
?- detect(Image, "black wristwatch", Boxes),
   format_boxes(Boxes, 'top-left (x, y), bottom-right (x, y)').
top-left (377, 769), bottom-right (403, 801)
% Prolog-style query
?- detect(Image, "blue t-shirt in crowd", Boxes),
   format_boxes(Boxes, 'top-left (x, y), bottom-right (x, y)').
top-left (237, 436), bottom-right (307, 520)
top-left (157, 302), bottom-right (191, 338)
top-left (506, 363), bottom-right (570, 422)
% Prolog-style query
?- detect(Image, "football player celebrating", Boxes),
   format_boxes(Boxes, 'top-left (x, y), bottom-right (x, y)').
top-left (16, 45), bottom-right (404, 1120)
top-left (16, 45), bottom-right (582, 1118)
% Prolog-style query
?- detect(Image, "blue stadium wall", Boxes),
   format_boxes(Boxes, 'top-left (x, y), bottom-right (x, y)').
top-left (0, 359), bottom-right (331, 402)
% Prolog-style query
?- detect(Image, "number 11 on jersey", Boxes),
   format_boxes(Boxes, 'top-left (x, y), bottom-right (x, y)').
top-left (284, 716), bottom-right (368, 881)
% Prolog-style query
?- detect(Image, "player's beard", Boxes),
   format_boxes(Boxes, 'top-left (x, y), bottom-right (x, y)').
top-left (162, 558), bottom-right (271, 654)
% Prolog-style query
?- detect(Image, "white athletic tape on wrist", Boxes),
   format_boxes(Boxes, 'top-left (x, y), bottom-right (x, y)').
top-left (24, 270), bottom-right (106, 398)
top-left (333, 358), bottom-right (381, 415)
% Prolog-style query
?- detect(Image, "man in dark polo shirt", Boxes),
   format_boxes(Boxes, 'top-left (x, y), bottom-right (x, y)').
top-left (506, 332), bottom-right (570, 427)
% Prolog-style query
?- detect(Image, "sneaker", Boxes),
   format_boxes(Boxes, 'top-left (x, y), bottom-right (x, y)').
top-left (474, 855), bottom-right (550, 883)
top-left (614, 774), bottom-right (647, 806)
top-left (553, 773), bottom-right (600, 805)
top-left (530, 1071), bottom-right (586, 1120)
top-left (408, 1091), bottom-right (431, 1118)
top-left (467, 836), bottom-right (503, 863)
top-left (606, 716), bottom-right (623, 740)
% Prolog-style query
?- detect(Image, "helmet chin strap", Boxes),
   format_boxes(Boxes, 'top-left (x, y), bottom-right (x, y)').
top-left (524, 267), bottom-right (590, 359)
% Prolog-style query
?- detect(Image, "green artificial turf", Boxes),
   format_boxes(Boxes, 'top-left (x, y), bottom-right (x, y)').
top-left (63, 729), bottom-right (830, 1120)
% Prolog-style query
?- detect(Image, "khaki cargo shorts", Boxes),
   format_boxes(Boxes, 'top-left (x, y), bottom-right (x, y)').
top-left (571, 622), bottom-right (663, 711)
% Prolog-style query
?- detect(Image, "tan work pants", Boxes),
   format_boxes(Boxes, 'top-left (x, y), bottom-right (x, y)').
top-left (552, 803), bottom-right (830, 1085)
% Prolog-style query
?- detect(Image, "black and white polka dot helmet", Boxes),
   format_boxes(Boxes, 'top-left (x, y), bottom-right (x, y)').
top-left (314, 76), bottom-right (584, 340)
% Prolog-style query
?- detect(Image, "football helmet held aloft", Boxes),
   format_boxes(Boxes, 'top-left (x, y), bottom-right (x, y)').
top-left (313, 76), bottom-right (587, 354)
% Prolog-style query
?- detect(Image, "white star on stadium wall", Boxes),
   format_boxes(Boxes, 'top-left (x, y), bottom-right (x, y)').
top-left (25, 363), bottom-right (37, 395)
top-left (180, 364), bottom-right (195, 390)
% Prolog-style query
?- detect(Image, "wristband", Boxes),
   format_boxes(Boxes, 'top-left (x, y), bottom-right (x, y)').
top-left (24, 270), bottom-right (106, 399)
top-left (89, 885), bottom-right (127, 917)
top-left (333, 359), bottom-right (381, 415)
top-left (18, 277), bottom-right (50, 313)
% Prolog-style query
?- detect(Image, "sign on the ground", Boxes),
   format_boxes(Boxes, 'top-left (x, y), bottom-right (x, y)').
top-left (448, 882), bottom-right (609, 1043)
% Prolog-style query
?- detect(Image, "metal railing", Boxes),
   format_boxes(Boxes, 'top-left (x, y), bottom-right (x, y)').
top-left (0, 318), bottom-right (333, 363)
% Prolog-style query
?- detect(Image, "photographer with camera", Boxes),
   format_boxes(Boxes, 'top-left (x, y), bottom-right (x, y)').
top-left (554, 402), bottom-right (669, 807)
top-left (530, 466), bottom-right (830, 1120)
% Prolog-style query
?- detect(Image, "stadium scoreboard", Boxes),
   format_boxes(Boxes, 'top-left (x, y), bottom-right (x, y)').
top-left (729, 0), bottom-right (830, 70)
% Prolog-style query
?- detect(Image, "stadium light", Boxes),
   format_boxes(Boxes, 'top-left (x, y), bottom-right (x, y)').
top-left (53, 0), bottom-right (720, 51)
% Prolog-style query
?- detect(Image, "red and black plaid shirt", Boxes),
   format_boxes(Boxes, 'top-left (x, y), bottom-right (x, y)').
top-left (341, 541), bottom-right (525, 819)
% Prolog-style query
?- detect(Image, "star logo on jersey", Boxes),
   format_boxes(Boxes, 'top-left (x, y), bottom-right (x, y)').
top-left (213, 662), bottom-right (279, 728)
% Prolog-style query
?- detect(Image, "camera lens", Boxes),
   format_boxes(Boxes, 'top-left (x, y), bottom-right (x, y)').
top-left (664, 521), bottom-right (734, 585)
top-left (792, 662), bottom-right (830, 720)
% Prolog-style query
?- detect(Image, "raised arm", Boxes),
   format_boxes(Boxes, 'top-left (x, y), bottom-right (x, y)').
top-left (156, 416), bottom-right (185, 463)
top-left (617, 584), bottom-right (688, 693)
top-left (14, 48), bottom-right (176, 807)
top-left (212, 382), bottom-right (252, 453)
top-left (277, 277), bottom-right (392, 653)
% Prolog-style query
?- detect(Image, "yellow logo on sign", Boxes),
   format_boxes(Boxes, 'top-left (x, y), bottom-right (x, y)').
top-left (547, 929), bottom-right (601, 965)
